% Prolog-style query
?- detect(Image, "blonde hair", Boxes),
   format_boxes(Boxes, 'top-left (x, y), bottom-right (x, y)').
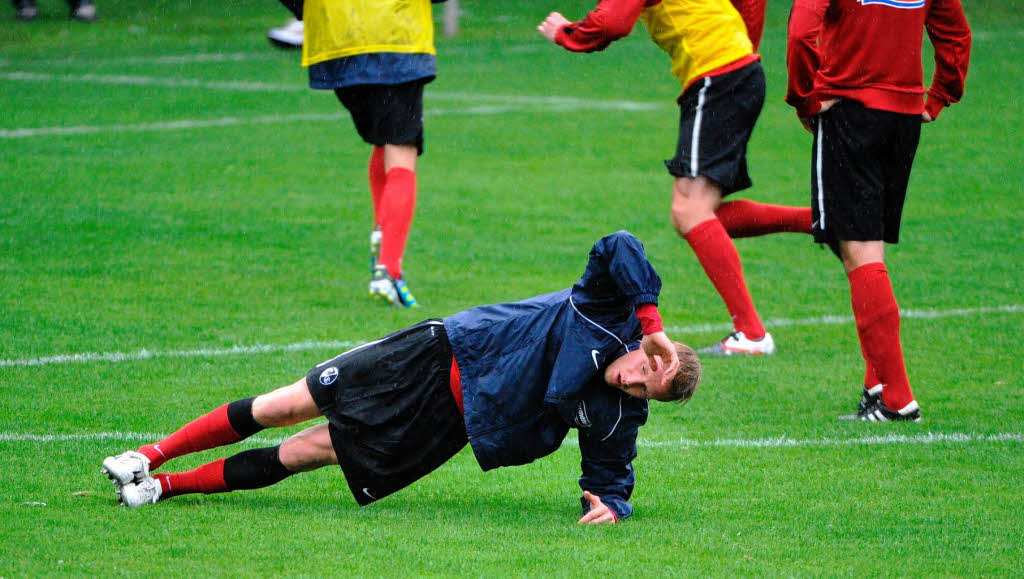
top-left (668, 342), bottom-right (701, 403)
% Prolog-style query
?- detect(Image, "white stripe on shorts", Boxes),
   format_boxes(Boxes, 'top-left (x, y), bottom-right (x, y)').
top-left (690, 77), bottom-right (712, 178)
top-left (815, 119), bottom-right (826, 231)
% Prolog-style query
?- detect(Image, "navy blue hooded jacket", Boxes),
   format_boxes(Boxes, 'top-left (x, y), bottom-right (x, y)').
top-left (443, 231), bottom-right (662, 520)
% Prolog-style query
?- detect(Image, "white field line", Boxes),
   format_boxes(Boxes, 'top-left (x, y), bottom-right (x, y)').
top-left (1, 430), bottom-right (1021, 450)
top-left (663, 303), bottom-right (1024, 336)
top-left (1, 304), bottom-right (1019, 369)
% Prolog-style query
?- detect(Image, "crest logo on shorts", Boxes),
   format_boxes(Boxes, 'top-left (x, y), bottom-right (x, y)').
top-left (319, 367), bottom-right (339, 385)
top-left (859, 0), bottom-right (924, 9)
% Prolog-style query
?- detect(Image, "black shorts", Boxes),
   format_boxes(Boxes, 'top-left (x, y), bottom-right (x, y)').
top-left (664, 61), bottom-right (765, 195)
top-left (811, 100), bottom-right (922, 249)
top-left (335, 79), bottom-right (428, 155)
top-left (305, 319), bottom-right (467, 506)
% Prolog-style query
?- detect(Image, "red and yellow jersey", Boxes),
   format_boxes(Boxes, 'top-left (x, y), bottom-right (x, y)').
top-left (640, 0), bottom-right (753, 88)
top-left (555, 0), bottom-right (754, 90)
top-left (301, 0), bottom-right (436, 67)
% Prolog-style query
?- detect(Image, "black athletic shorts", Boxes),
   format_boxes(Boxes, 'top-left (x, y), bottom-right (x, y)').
top-left (811, 100), bottom-right (922, 250)
top-left (664, 60), bottom-right (765, 195)
top-left (305, 319), bottom-right (467, 506)
top-left (335, 79), bottom-right (428, 155)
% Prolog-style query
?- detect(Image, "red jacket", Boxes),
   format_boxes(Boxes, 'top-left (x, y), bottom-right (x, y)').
top-left (786, 0), bottom-right (971, 119)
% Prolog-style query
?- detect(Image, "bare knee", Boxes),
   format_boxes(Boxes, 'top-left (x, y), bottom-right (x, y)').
top-left (279, 424), bottom-right (337, 472)
top-left (671, 176), bottom-right (722, 235)
top-left (839, 240), bottom-right (886, 272)
top-left (252, 379), bottom-right (321, 428)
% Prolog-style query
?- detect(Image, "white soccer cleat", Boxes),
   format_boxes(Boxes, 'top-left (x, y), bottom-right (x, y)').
top-left (120, 477), bottom-right (162, 509)
top-left (698, 331), bottom-right (776, 356)
top-left (267, 18), bottom-right (304, 49)
top-left (101, 451), bottom-right (151, 486)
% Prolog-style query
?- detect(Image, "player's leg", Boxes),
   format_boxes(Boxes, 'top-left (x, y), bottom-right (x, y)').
top-left (102, 379), bottom-right (320, 484)
top-left (665, 62), bottom-right (775, 356)
top-left (121, 423), bottom-right (337, 508)
top-left (368, 145), bottom-right (386, 272)
top-left (840, 241), bottom-right (918, 420)
top-left (672, 177), bottom-right (772, 355)
top-left (813, 101), bottom-right (921, 421)
top-left (338, 81), bottom-right (424, 307)
top-left (715, 199), bottom-right (812, 238)
top-left (376, 143), bottom-right (418, 282)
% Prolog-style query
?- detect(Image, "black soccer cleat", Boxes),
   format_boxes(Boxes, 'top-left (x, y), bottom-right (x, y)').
top-left (838, 385), bottom-right (883, 419)
top-left (841, 397), bottom-right (922, 422)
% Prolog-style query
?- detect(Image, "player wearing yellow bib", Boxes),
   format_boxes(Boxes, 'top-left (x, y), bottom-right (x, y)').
top-left (539, 0), bottom-right (813, 356)
top-left (283, 0), bottom-right (444, 308)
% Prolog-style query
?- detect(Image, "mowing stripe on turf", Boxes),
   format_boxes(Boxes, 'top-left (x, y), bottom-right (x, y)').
top-left (0, 99), bottom-right (660, 139)
top-left (0, 71), bottom-right (662, 105)
top-left (0, 304), bottom-right (1019, 369)
top-left (1, 430), bottom-right (1020, 449)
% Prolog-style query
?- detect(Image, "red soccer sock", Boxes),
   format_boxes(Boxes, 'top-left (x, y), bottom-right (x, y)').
top-left (368, 146), bottom-right (386, 225)
top-left (378, 167), bottom-right (417, 279)
top-left (155, 459), bottom-right (228, 499)
top-left (848, 263), bottom-right (915, 410)
top-left (715, 200), bottom-right (813, 238)
top-left (685, 218), bottom-right (766, 340)
top-left (138, 404), bottom-right (242, 471)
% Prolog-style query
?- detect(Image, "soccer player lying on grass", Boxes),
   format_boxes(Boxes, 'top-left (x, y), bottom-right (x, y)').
top-left (101, 231), bottom-right (702, 524)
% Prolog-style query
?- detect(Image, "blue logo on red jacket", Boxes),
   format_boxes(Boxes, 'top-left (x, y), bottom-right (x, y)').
top-left (860, 0), bottom-right (925, 8)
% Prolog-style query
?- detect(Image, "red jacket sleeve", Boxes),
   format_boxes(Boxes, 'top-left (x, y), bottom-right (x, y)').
top-left (923, 0), bottom-right (971, 120)
top-left (785, 0), bottom-right (827, 118)
top-left (731, 0), bottom-right (766, 52)
top-left (554, 0), bottom-right (647, 53)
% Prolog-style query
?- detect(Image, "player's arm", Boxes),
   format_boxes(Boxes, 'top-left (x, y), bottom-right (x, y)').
top-left (576, 395), bottom-right (645, 524)
top-left (922, 0), bottom-right (972, 122)
top-left (785, 0), bottom-right (827, 121)
top-left (538, 0), bottom-right (647, 52)
top-left (573, 231), bottom-right (678, 373)
top-left (731, 0), bottom-right (767, 52)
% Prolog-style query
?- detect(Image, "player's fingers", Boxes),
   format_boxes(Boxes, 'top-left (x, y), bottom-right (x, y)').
top-left (582, 490), bottom-right (599, 505)
top-left (578, 510), bottom-right (600, 524)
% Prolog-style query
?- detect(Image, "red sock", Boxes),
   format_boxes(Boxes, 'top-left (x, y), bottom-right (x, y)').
top-left (368, 146), bottom-right (386, 225)
top-left (378, 167), bottom-right (416, 279)
top-left (715, 200), bottom-right (812, 238)
top-left (155, 459), bottom-right (228, 499)
top-left (848, 263), bottom-right (915, 410)
top-left (138, 404), bottom-right (241, 471)
top-left (685, 218), bottom-right (766, 340)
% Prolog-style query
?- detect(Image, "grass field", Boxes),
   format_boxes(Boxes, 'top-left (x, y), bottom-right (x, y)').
top-left (2, 0), bottom-right (1023, 575)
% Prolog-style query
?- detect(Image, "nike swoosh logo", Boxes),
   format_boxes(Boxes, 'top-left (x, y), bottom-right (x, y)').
top-left (362, 487), bottom-right (376, 500)
top-left (591, 349), bottom-right (600, 369)
top-left (153, 444), bottom-right (165, 457)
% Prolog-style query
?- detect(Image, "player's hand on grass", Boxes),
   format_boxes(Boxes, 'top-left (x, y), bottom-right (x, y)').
top-left (538, 12), bottom-right (570, 43)
top-left (641, 331), bottom-right (679, 382)
top-left (578, 491), bottom-right (618, 525)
